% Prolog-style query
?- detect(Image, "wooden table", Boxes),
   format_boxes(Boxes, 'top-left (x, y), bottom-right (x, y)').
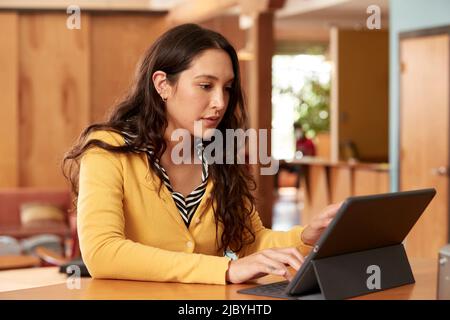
top-left (0, 266), bottom-right (67, 292)
top-left (0, 259), bottom-right (438, 300)
top-left (278, 158), bottom-right (390, 224)
top-left (0, 255), bottom-right (41, 271)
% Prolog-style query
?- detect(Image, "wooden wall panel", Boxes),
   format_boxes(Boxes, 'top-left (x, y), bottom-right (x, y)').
top-left (331, 28), bottom-right (389, 162)
top-left (200, 15), bottom-right (247, 96)
top-left (0, 12), bottom-right (19, 187)
top-left (90, 13), bottom-right (167, 122)
top-left (19, 13), bottom-right (90, 187)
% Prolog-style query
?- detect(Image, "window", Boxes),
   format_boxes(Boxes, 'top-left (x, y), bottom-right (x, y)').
top-left (272, 54), bottom-right (331, 160)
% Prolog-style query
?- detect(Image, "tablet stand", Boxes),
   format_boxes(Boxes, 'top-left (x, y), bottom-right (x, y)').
top-left (297, 243), bottom-right (415, 300)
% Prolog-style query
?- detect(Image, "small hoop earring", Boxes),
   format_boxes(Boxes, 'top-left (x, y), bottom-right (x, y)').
top-left (161, 96), bottom-right (167, 102)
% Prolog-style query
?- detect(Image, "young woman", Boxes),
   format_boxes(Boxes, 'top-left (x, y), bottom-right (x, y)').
top-left (63, 23), bottom-right (341, 285)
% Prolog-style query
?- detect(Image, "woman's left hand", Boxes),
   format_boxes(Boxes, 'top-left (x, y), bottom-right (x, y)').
top-left (300, 202), bottom-right (343, 246)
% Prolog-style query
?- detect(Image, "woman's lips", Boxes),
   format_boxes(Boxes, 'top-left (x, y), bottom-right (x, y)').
top-left (201, 116), bottom-right (220, 127)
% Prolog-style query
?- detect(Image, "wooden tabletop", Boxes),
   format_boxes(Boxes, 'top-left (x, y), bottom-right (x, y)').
top-left (280, 157), bottom-right (390, 172)
top-left (0, 266), bottom-right (67, 292)
top-left (0, 258), bottom-right (438, 300)
top-left (0, 255), bottom-right (41, 271)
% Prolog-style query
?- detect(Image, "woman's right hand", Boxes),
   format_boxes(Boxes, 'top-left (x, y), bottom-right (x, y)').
top-left (225, 247), bottom-right (305, 284)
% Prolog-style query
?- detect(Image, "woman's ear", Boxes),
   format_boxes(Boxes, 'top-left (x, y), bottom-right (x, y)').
top-left (152, 70), bottom-right (170, 101)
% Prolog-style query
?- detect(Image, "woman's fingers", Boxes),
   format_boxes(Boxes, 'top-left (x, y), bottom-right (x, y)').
top-left (271, 247), bottom-right (305, 265)
top-left (321, 217), bottom-right (334, 228)
top-left (261, 248), bottom-right (305, 269)
top-left (258, 256), bottom-right (293, 281)
top-left (226, 248), bottom-right (307, 283)
top-left (229, 203), bottom-right (345, 284)
top-left (325, 202), bottom-right (343, 218)
top-left (261, 251), bottom-right (301, 271)
top-left (314, 202), bottom-right (342, 227)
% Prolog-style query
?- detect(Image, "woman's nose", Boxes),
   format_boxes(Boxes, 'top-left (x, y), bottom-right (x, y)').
top-left (212, 89), bottom-right (227, 110)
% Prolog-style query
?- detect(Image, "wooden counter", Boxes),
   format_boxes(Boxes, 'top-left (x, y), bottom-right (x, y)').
top-left (280, 157), bottom-right (390, 223)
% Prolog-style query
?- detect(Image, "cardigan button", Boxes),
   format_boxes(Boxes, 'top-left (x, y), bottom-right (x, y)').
top-left (186, 241), bottom-right (194, 248)
top-left (195, 217), bottom-right (201, 224)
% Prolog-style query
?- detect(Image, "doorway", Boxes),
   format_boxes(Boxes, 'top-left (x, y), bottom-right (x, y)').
top-left (400, 27), bottom-right (450, 258)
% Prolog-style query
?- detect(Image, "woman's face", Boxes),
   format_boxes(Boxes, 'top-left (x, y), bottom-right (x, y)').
top-left (163, 49), bottom-right (235, 140)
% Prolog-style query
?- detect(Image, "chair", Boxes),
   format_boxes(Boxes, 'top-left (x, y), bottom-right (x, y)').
top-left (0, 188), bottom-right (72, 242)
top-left (0, 188), bottom-right (75, 267)
top-left (0, 236), bottom-right (40, 270)
top-left (35, 210), bottom-right (80, 266)
top-left (0, 236), bottom-right (21, 255)
top-left (21, 234), bottom-right (64, 256)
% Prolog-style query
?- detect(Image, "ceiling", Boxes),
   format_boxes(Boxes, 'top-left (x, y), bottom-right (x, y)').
top-left (278, 0), bottom-right (389, 18)
top-left (274, 0), bottom-right (390, 41)
top-left (0, 0), bottom-right (389, 42)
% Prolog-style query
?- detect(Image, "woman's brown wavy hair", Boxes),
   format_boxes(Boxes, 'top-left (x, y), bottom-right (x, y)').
top-left (63, 23), bottom-right (257, 253)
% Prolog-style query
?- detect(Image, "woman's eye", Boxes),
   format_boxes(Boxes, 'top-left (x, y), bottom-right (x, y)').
top-left (199, 84), bottom-right (211, 90)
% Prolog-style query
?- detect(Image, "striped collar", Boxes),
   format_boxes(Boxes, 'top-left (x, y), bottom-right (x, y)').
top-left (121, 130), bottom-right (209, 227)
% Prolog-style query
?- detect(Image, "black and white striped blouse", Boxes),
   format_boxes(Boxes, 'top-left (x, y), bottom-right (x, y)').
top-left (121, 130), bottom-right (208, 228)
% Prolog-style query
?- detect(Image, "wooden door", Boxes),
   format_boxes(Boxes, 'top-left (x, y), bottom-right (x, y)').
top-left (400, 33), bottom-right (449, 258)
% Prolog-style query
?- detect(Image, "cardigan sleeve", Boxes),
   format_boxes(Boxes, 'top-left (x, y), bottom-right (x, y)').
top-left (237, 206), bottom-right (314, 258)
top-left (77, 131), bottom-right (231, 285)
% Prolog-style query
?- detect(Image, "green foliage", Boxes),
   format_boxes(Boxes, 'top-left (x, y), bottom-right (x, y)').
top-left (277, 78), bottom-right (330, 138)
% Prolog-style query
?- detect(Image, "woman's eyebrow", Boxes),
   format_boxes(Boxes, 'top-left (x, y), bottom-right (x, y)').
top-left (194, 74), bottom-right (234, 82)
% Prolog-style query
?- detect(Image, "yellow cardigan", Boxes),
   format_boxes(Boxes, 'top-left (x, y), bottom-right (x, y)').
top-left (77, 130), bottom-right (313, 285)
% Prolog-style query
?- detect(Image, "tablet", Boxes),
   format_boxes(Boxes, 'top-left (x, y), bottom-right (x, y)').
top-left (238, 188), bottom-right (436, 299)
